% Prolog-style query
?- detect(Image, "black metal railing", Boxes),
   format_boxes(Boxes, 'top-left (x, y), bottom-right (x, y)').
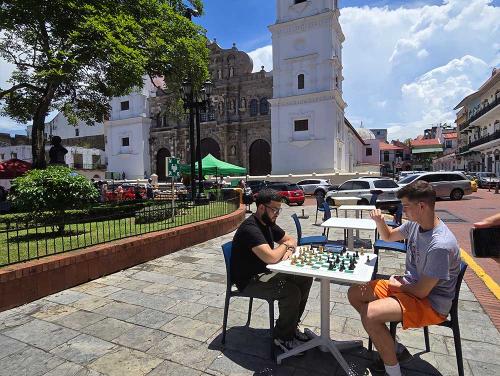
top-left (459, 96), bottom-right (500, 132)
top-left (467, 129), bottom-right (500, 149)
top-left (0, 195), bottom-right (240, 267)
top-left (68, 163), bottom-right (106, 170)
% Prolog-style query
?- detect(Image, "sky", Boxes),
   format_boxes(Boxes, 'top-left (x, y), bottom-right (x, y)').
top-left (1, 0), bottom-right (500, 142)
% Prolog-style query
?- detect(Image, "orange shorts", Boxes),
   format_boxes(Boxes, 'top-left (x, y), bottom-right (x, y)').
top-left (368, 279), bottom-right (446, 330)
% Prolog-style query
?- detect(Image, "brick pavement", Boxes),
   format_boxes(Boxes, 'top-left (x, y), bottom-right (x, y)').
top-left (0, 204), bottom-right (499, 375)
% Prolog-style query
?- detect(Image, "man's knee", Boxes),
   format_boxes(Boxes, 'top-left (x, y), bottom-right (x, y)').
top-left (347, 284), bottom-right (361, 305)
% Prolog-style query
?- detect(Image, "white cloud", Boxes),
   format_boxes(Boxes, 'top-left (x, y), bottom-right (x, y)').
top-left (340, 0), bottom-right (500, 140)
top-left (248, 45), bottom-right (273, 73)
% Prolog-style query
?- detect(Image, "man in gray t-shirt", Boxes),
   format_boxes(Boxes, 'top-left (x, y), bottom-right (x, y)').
top-left (347, 181), bottom-right (461, 376)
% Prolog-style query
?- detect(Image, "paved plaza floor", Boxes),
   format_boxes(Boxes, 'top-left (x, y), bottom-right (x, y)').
top-left (0, 204), bottom-right (499, 376)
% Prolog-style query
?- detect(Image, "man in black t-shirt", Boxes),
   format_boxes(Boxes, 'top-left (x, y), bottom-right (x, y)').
top-left (231, 189), bottom-right (313, 354)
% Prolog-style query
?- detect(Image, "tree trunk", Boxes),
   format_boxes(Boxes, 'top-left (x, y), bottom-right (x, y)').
top-left (31, 85), bottom-right (55, 169)
top-left (31, 114), bottom-right (47, 169)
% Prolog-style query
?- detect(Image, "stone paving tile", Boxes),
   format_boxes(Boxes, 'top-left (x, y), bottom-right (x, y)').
top-left (0, 334), bottom-right (28, 359)
top-left (194, 306), bottom-right (270, 329)
top-left (147, 334), bottom-right (221, 371)
top-left (43, 361), bottom-right (104, 376)
top-left (88, 347), bottom-right (163, 376)
top-left (468, 359), bottom-right (500, 376)
top-left (125, 308), bottom-right (177, 329)
top-left (444, 336), bottom-right (500, 365)
top-left (142, 283), bottom-right (179, 295)
top-left (0, 346), bottom-right (65, 376)
top-left (50, 334), bottom-right (115, 365)
top-left (0, 310), bottom-right (33, 330)
top-left (30, 301), bottom-right (79, 322)
top-left (94, 301), bottom-right (146, 320)
top-left (166, 301), bottom-right (208, 318)
top-left (133, 270), bottom-right (177, 285)
top-left (2, 318), bottom-right (80, 351)
top-left (70, 295), bottom-right (113, 311)
top-left (118, 278), bottom-right (155, 292)
top-left (46, 290), bottom-right (91, 305)
top-left (302, 311), bottom-right (347, 333)
top-left (95, 273), bottom-right (131, 286)
top-left (406, 349), bottom-right (473, 376)
top-left (54, 310), bottom-right (106, 331)
top-left (80, 318), bottom-right (136, 341)
top-left (112, 325), bottom-right (168, 352)
top-left (161, 316), bottom-right (221, 342)
top-left (146, 360), bottom-right (203, 376)
top-left (81, 284), bottom-right (123, 298)
top-left (166, 287), bottom-right (205, 302)
top-left (108, 288), bottom-right (178, 312)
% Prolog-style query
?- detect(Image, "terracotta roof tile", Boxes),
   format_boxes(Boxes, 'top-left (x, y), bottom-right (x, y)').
top-left (410, 138), bottom-right (442, 147)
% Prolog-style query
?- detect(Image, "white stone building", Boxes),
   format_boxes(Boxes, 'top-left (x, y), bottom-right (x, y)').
top-left (455, 68), bottom-right (500, 174)
top-left (269, 0), bottom-right (347, 174)
top-left (104, 77), bottom-right (157, 179)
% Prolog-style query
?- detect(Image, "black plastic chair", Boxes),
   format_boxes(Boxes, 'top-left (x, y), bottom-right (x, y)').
top-left (368, 261), bottom-right (468, 376)
top-left (292, 213), bottom-right (328, 246)
top-left (315, 195), bottom-right (326, 224)
top-left (221, 241), bottom-right (276, 358)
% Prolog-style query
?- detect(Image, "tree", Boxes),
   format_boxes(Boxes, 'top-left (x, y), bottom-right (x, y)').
top-left (0, 0), bottom-right (208, 168)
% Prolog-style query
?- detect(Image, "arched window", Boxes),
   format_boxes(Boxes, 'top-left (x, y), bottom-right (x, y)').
top-left (298, 74), bottom-right (304, 90)
top-left (260, 98), bottom-right (269, 115)
top-left (250, 99), bottom-right (258, 116)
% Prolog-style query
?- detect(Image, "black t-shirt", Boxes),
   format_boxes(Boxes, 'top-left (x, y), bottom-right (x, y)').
top-left (230, 214), bottom-right (286, 290)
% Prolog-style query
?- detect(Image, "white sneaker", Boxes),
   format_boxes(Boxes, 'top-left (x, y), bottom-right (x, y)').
top-left (273, 338), bottom-right (305, 356)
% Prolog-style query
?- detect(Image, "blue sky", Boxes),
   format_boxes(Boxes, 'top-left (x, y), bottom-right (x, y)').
top-left (1, 0), bottom-right (500, 141)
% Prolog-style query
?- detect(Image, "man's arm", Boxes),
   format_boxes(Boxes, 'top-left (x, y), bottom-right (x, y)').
top-left (388, 274), bottom-right (439, 299)
top-left (370, 209), bottom-right (405, 242)
top-left (251, 242), bottom-right (293, 264)
top-left (277, 233), bottom-right (297, 248)
top-left (474, 213), bottom-right (500, 228)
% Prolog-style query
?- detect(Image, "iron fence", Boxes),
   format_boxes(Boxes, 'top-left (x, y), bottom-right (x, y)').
top-left (0, 195), bottom-right (240, 267)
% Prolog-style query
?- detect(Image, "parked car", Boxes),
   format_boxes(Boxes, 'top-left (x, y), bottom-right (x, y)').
top-left (325, 178), bottom-right (401, 210)
top-left (296, 179), bottom-right (333, 197)
top-left (475, 172), bottom-right (500, 189)
top-left (397, 173), bottom-right (422, 184)
top-left (247, 180), bottom-right (269, 195)
top-left (398, 171), bottom-right (472, 200)
top-left (266, 182), bottom-right (305, 205)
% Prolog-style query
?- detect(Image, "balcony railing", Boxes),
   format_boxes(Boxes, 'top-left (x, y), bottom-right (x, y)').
top-left (467, 129), bottom-right (500, 150)
top-left (459, 96), bottom-right (500, 132)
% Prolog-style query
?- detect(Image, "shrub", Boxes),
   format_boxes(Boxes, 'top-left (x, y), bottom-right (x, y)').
top-left (8, 166), bottom-right (99, 231)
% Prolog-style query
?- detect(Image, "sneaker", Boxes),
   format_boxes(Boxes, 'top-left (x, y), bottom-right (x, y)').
top-left (273, 338), bottom-right (305, 356)
top-left (370, 346), bottom-right (413, 373)
top-left (294, 327), bottom-right (311, 342)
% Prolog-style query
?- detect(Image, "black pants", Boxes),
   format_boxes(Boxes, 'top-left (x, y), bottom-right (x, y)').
top-left (242, 272), bottom-right (313, 340)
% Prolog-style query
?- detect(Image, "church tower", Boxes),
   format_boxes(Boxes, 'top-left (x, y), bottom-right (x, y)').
top-left (269, 0), bottom-right (347, 174)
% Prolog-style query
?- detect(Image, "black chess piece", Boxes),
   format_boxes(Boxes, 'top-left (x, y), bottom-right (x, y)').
top-left (328, 262), bottom-right (334, 270)
top-left (366, 255), bottom-right (370, 262)
top-left (349, 260), bottom-right (355, 270)
top-left (339, 263), bottom-right (345, 272)
top-left (335, 255), bottom-right (340, 264)
top-left (355, 251), bottom-right (359, 258)
top-left (342, 244), bottom-right (346, 254)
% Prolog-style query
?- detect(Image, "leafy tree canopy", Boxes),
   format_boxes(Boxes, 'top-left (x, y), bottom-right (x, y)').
top-left (0, 0), bottom-right (209, 167)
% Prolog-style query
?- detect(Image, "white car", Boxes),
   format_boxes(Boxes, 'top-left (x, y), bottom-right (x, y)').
top-left (296, 179), bottom-right (333, 197)
top-left (325, 178), bottom-right (400, 209)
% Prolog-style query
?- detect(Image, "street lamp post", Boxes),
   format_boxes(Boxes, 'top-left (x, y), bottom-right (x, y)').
top-left (195, 80), bottom-right (213, 204)
top-left (181, 80), bottom-right (213, 204)
top-left (181, 80), bottom-right (197, 201)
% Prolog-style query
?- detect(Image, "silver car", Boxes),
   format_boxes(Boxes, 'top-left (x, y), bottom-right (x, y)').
top-left (296, 179), bottom-right (332, 197)
top-left (325, 178), bottom-right (400, 208)
top-left (475, 172), bottom-right (500, 189)
top-left (399, 172), bottom-right (472, 200)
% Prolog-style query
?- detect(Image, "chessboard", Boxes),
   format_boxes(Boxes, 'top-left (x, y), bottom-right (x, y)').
top-left (290, 245), bottom-right (372, 273)
top-left (268, 244), bottom-right (377, 284)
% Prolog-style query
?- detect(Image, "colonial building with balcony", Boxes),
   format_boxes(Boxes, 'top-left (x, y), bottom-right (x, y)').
top-left (454, 67), bottom-right (500, 174)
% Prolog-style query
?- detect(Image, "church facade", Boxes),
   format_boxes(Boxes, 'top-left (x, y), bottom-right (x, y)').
top-left (148, 42), bottom-right (274, 181)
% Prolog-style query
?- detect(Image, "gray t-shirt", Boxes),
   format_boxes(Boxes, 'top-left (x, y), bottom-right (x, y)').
top-left (397, 220), bottom-right (461, 316)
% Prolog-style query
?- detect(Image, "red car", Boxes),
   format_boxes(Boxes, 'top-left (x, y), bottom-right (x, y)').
top-left (266, 182), bottom-right (304, 206)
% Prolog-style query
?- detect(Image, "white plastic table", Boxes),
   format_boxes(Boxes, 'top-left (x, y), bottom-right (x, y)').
top-left (321, 217), bottom-right (376, 252)
top-left (338, 205), bottom-right (376, 238)
top-left (268, 250), bottom-right (378, 375)
top-left (331, 196), bottom-right (361, 206)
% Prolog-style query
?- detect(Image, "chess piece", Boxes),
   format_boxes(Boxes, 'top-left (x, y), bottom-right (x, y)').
top-left (360, 247), bottom-right (365, 256)
top-left (366, 255), bottom-right (370, 262)
top-left (349, 260), bottom-right (355, 270)
top-left (355, 250), bottom-right (359, 258)
top-left (339, 263), bottom-right (345, 272)
top-left (335, 255), bottom-right (340, 264)
top-left (328, 261), bottom-right (334, 270)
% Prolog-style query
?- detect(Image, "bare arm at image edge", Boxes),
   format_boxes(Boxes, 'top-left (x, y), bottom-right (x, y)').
top-left (474, 213), bottom-right (500, 228)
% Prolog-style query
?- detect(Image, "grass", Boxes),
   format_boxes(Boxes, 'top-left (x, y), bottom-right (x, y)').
top-left (0, 200), bottom-right (237, 266)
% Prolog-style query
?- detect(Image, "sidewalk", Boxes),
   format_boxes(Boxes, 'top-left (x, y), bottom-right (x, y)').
top-left (0, 204), bottom-right (498, 375)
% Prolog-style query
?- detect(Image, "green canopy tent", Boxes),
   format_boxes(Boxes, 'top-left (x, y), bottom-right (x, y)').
top-left (180, 153), bottom-right (246, 177)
